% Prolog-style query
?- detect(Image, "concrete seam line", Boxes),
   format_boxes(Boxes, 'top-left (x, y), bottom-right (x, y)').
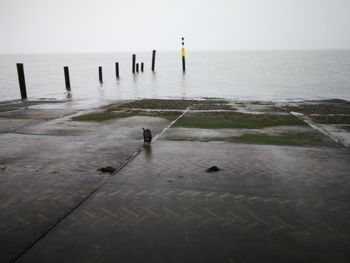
top-left (11, 106), bottom-right (191, 262)
top-left (153, 106), bottom-right (190, 142)
top-left (10, 147), bottom-right (144, 263)
top-left (290, 111), bottom-right (345, 147)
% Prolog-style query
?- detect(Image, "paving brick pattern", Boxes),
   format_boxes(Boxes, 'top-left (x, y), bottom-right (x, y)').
top-left (17, 141), bottom-right (350, 263)
top-left (0, 107), bottom-right (169, 263)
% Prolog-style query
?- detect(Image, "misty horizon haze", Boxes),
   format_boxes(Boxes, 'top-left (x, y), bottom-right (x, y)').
top-left (0, 0), bottom-right (350, 54)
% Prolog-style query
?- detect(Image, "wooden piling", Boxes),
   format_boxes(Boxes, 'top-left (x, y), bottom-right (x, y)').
top-left (16, 63), bottom-right (27, 100)
top-left (152, 50), bottom-right (156, 72)
top-left (132, 54), bottom-right (136, 74)
top-left (182, 37), bottom-right (186, 72)
top-left (136, 63), bottom-right (139, 73)
top-left (141, 62), bottom-right (144, 72)
top-left (99, 66), bottom-right (103, 83)
top-left (115, 62), bottom-right (119, 78)
top-left (64, 66), bottom-right (71, 91)
top-left (182, 55), bottom-right (186, 72)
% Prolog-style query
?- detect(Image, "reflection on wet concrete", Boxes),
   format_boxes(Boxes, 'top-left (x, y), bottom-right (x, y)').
top-left (143, 145), bottom-right (152, 160)
top-left (0, 103), bottom-right (170, 262)
top-left (180, 72), bottom-right (187, 98)
top-left (98, 82), bottom-right (105, 99)
top-left (132, 74), bottom-right (139, 98)
top-left (116, 78), bottom-right (121, 87)
top-left (151, 72), bottom-right (158, 98)
top-left (15, 140), bottom-right (350, 263)
top-left (1, 99), bottom-right (350, 263)
top-left (65, 91), bottom-right (72, 100)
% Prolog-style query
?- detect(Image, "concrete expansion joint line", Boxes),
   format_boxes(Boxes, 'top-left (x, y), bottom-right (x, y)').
top-left (289, 111), bottom-right (345, 148)
top-left (9, 145), bottom-right (144, 263)
top-left (9, 105), bottom-right (191, 263)
top-left (153, 106), bottom-right (191, 142)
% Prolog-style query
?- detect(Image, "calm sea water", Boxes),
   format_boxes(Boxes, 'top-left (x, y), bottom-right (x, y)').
top-left (1, 50), bottom-right (350, 102)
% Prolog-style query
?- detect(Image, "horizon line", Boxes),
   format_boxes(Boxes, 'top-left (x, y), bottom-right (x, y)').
top-left (1, 48), bottom-right (350, 55)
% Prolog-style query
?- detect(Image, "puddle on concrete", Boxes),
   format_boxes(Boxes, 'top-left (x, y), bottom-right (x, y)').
top-left (29, 99), bottom-right (117, 110)
top-left (164, 132), bottom-right (338, 147)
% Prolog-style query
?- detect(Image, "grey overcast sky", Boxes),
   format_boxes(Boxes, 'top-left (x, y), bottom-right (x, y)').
top-left (0, 0), bottom-right (349, 53)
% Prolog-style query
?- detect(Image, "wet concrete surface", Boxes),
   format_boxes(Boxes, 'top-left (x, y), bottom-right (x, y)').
top-left (15, 141), bottom-right (350, 263)
top-left (163, 126), bottom-right (315, 139)
top-left (1, 99), bottom-right (350, 263)
top-left (0, 100), bottom-right (170, 262)
top-left (317, 124), bottom-right (350, 147)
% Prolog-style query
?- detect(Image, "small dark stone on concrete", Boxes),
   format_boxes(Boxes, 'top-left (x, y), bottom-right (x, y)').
top-left (98, 166), bottom-right (116, 174)
top-left (168, 180), bottom-right (173, 182)
top-left (0, 166), bottom-right (6, 170)
top-left (207, 166), bottom-right (220, 173)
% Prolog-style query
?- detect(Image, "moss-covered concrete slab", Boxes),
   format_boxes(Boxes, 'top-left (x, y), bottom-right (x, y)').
top-left (108, 99), bottom-right (232, 110)
top-left (72, 110), bottom-right (182, 122)
top-left (173, 112), bottom-right (306, 129)
top-left (310, 115), bottom-right (350, 124)
top-left (163, 128), bottom-right (337, 147)
top-left (286, 99), bottom-right (350, 115)
top-left (1, 98), bottom-right (350, 263)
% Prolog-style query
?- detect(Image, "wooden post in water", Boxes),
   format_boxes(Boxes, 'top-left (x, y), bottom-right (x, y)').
top-left (64, 66), bottom-right (71, 91)
top-left (16, 63), bottom-right (27, 100)
top-left (152, 50), bottom-right (156, 72)
top-left (132, 54), bottom-right (136, 74)
top-left (141, 62), bottom-right (144, 72)
top-left (136, 63), bottom-right (139, 73)
top-left (181, 37), bottom-right (186, 72)
top-left (115, 62), bottom-right (119, 78)
top-left (99, 66), bottom-right (103, 83)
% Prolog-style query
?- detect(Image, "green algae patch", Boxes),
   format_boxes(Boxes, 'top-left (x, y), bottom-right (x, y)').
top-left (114, 99), bottom-right (196, 110)
top-left (108, 99), bottom-right (231, 110)
top-left (310, 115), bottom-right (350, 124)
top-left (340, 125), bottom-right (350, 131)
top-left (167, 132), bottom-right (337, 147)
top-left (190, 101), bottom-right (232, 110)
top-left (72, 111), bottom-right (133, 122)
top-left (173, 112), bottom-right (306, 129)
top-left (286, 100), bottom-right (350, 115)
top-left (72, 110), bottom-right (181, 122)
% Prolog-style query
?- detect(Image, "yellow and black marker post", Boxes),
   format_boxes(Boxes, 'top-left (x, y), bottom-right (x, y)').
top-left (181, 37), bottom-right (186, 72)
